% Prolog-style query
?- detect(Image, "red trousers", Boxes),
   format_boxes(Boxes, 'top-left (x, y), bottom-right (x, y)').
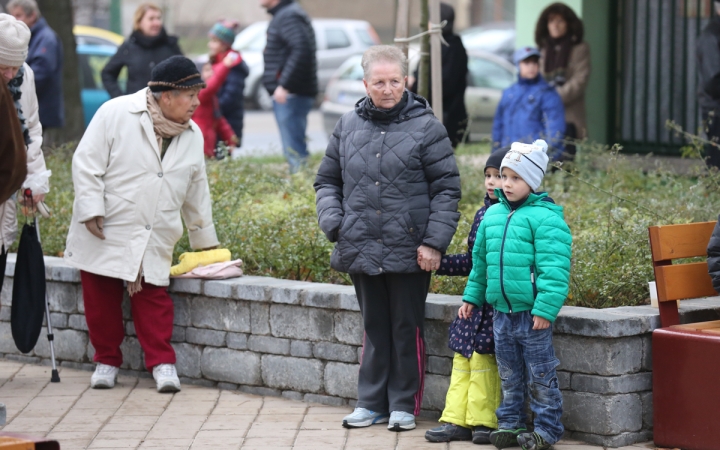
top-left (81, 271), bottom-right (176, 371)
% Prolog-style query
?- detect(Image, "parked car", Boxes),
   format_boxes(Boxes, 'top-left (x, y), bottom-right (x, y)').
top-left (320, 50), bottom-right (515, 141)
top-left (459, 22), bottom-right (515, 63)
top-left (232, 19), bottom-right (381, 110)
top-left (73, 25), bottom-right (124, 47)
top-left (72, 27), bottom-right (126, 126)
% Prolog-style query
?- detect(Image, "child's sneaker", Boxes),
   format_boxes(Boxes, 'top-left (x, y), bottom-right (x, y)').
top-left (424, 423), bottom-right (472, 442)
top-left (388, 411), bottom-right (415, 431)
top-left (342, 408), bottom-right (389, 428)
top-left (517, 432), bottom-right (552, 450)
top-left (489, 428), bottom-right (527, 448)
top-left (472, 425), bottom-right (495, 444)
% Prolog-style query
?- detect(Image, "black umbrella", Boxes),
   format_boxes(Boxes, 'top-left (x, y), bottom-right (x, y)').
top-left (10, 201), bottom-right (60, 382)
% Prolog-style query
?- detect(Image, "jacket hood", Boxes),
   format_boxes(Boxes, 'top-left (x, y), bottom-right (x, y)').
top-left (494, 189), bottom-right (564, 218)
top-left (355, 90), bottom-right (434, 123)
top-left (130, 28), bottom-right (176, 49)
top-left (268, 0), bottom-right (293, 15)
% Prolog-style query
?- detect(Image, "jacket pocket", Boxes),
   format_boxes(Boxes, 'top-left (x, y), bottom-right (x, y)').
top-left (403, 211), bottom-right (426, 244)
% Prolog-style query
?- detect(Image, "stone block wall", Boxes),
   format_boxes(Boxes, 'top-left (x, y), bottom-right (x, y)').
top-left (2, 255), bottom-right (720, 447)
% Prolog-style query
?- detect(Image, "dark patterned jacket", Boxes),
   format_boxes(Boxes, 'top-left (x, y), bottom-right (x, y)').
top-left (437, 194), bottom-right (495, 276)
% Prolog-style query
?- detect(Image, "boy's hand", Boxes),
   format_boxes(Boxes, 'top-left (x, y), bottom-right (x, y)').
top-left (458, 302), bottom-right (475, 320)
top-left (533, 316), bottom-right (551, 330)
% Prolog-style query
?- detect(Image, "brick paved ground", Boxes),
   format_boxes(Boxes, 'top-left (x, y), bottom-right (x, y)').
top-left (0, 360), bottom-right (656, 450)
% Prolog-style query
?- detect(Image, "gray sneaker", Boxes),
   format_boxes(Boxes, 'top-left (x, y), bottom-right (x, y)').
top-left (342, 408), bottom-right (390, 428)
top-left (388, 411), bottom-right (416, 431)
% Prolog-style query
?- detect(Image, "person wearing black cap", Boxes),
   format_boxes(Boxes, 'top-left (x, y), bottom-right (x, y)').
top-left (65, 55), bottom-right (219, 394)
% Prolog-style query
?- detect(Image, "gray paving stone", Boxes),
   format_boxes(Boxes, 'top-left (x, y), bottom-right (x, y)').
top-left (324, 362), bottom-right (358, 399)
top-left (333, 311), bottom-right (363, 346)
top-left (424, 320), bottom-right (454, 358)
top-left (562, 391), bottom-right (642, 435)
top-left (218, 382), bottom-right (238, 390)
top-left (338, 289), bottom-right (360, 312)
top-left (282, 390), bottom-right (304, 401)
top-left (171, 294), bottom-right (191, 326)
top-left (125, 321), bottom-right (136, 336)
top-left (120, 337), bottom-right (144, 371)
top-left (6, 354), bottom-right (40, 364)
top-left (33, 328), bottom-right (88, 362)
top-left (181, 377), bottom-right (216, 387)
top-left (239, 385), bottom-right (281, 397)
top-left (248, 335), bottom-right (290, 355)
top-left (640, 391), bottom-right (653, 430)
top-left (304, 393), bottom-right (346, 407)
top-left (425, 295), bottom-right (462, 322)
top-left (261, 355), bottom-right (323, 393)
top-left (203, 279), bottom-right (237, 298)
top-left (233, 276), bottom-right (289, 301)
top-left (557, 371), bottom-right (571, 390)
top-left (270, 282), bottom-right (313, 305)
top-left (641, 333), bottom-right (652, 371)
top-left (421, 374), bottom-right (450, 411)
top-left (171, 326), bottom-right (186, 343)
top-left (186, 328), bottom-right (227, 347)
top-left (190, 296), bottom-right (250, 333)
top-left (48, 313), bottom-right (68, 329)
top-left (569, 430), bottom-right (654, 448)
top-left (290, 340), bottom-right (313, 358)
top-left (555, 334), bottom-right (643, 376)
top-left (313, 342), bottom-right (357, 363)
top-left (554, 306), bottom-right (655, 337)
top-left (46, 282), bottom-right (78, 313)
top-left (121, 295), bottom-right (132, 320)
top-left (250, 303), bottom-right (270, 335)
top-left (269, 304), bottom-right (334, 341)
top-left (169, 278), bottom-right (202, 294)
top-left (201, 348), bottom-right (261, 385)
top-left (0, 278), bottom-right (11, 306)
top-left (173, 343), bottom-right (202, 378)
top-left (226, 332), bottom-right (248, 350)
top-left (570, 372), bottom-right (653, 394)
top-left (300, 284), bottom-right (343, 309)
top-left (0, 306), bottom-right (9, 321)
top-left (68, 314), bottom-right (88, 331)
top-left (427, 356), bottom-right (452, 376)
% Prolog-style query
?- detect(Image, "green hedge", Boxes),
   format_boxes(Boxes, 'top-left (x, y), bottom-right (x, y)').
top-left (32, 141), bottom-right (720, 308)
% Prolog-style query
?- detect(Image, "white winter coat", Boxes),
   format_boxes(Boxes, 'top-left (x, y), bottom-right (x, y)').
top-left (64, 88), bottom-right (219, 286)
top-left (0, 64), bottom-right (48, 251)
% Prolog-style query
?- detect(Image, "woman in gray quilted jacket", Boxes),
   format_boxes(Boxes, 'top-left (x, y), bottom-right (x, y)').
top-left (314, 45), bottom-right (461, 432)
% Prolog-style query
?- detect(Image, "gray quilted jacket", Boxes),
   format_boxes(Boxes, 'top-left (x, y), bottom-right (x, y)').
top-left (314, 91), bottom-right (461, 275)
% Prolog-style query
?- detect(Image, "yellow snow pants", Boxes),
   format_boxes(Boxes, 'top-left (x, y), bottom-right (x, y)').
top-left (439, 352), bottom-right (501, 428)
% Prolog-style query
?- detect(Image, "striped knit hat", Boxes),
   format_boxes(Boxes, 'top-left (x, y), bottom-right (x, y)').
top-left (0, 14), bottom-right (30, 67)
top-left (209, 20), bottom-right (239, 46)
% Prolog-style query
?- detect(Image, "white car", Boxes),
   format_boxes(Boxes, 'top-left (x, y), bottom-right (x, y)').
top-left (321, 50), bottom-right (515, 141)
top-left (232, 19), bottom-right (381, 110)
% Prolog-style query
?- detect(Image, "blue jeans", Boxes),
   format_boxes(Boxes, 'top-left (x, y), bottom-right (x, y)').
top-left (493, 311), bottom-right (564, 444)
top-left (273, 95), bottom-right (314, 173)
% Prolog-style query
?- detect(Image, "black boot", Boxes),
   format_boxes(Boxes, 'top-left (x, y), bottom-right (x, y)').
top-left (424, 423), bottom-right (472, 442)
top-left (472, 425), bottom-right (494, 444)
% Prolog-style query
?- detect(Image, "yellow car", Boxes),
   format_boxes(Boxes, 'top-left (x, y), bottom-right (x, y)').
top-left (73, 25), bottom-right (123, 47)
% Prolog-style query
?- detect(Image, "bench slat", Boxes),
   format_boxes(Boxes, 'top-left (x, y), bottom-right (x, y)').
top-left (648, 222), bottom-right (716, 261)
top-left (655, 262), bottom-right (716, 302)
top-left (672, 320), bottom-right (720, 331)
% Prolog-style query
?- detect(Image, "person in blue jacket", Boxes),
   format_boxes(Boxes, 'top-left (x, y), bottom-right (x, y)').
top-left (8, 0), bottom-right (64, 129)
top-left (492, 47), bottom-right (565, 161)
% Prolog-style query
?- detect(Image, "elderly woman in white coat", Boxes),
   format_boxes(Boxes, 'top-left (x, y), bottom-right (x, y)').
top-left (0, 14), bottom-right (48, 291)
top-left (64, 55), bottom-right (218, 393)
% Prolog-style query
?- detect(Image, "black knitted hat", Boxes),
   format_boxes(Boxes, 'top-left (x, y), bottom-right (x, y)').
top-left (485, 147), bottom-right (510, 172)
top-left (148, 55), bottom-right (206, 92)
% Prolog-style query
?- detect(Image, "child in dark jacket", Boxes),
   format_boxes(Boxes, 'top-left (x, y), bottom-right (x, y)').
top-left (424, 148), bottom-right (508, 445)
top-left (709, 215), bottom-right (720, 293)
top-left (492, 47), bottom-right (565, 160)
top-left (194, 55), bottom-right (239, 159)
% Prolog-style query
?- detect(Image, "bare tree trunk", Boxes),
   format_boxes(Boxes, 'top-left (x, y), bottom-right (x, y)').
top-left (428, 0), bottom-right (442, 120)
top-left (417, 0), bottom-right (430, 100)
top-left (37, 0), bottom-right (84, 146)
top-left (395, 0), bottom-right (410, 61)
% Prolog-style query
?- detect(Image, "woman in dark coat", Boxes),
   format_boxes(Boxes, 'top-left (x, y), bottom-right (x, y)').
top-left (101, 3), bottom-right (183, 98)
top-left (411, 2), bottom-right (468, 147)
top-left (314, 45), bottom-right (461, 432)
top-left (535, 2), bottom-right (590, 159)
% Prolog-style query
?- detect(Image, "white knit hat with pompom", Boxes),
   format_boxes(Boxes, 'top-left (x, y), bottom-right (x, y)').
top-left (0, 14), bottom-right (30, 67)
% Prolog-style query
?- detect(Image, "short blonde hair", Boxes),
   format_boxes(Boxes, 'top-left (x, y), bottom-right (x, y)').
top-left (133, 3), bottom-right (162, 31)
top-left (361, 45), bottom-right (408, 79)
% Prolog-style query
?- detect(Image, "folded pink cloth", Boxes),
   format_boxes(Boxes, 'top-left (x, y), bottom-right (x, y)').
top-left (172, 259), bottom-right (243, 279)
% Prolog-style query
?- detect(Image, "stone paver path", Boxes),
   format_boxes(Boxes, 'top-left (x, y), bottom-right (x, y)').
top-left (0, 360), bottom-right (656, 450)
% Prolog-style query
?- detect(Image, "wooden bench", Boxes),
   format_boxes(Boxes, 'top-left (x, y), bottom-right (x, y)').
top-left (649, 221), bottom-right (719, 450)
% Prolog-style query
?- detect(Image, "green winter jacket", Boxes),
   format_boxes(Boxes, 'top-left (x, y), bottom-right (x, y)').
top-left (462, 190), bottom-right (572, 322)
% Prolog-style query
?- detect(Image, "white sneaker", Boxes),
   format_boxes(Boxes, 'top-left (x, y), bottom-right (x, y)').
top-left (388, 411), bottom-right (416, 431)
top-left (90, 363), bottom-right (119, 389)
top-left (152, 364), bottom-right (181, 393)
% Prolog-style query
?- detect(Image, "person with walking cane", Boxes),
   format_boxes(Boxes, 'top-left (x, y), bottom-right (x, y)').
top-left (65, 55), bottom-right (219, 393)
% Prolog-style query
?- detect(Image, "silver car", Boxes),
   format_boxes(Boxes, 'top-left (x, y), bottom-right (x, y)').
top-left (232, 19), bottom-right (381, 110)
top-left (321, 50), bottom-right (515, 141)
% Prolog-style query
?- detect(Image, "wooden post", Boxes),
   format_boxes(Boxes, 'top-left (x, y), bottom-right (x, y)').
top-left (395, 0), bottom-right (411, 61)
top-left (417, 0), bottom-right (430, 100)
top-left (428, 0), bottom-right (443, 120)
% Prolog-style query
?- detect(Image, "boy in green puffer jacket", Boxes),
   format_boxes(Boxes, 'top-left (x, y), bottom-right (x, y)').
top-left (461, 140), bottom-right (572, 450)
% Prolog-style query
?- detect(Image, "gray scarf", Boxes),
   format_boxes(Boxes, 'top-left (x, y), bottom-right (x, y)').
top-left (7, 65), bottom-right (31, 146)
